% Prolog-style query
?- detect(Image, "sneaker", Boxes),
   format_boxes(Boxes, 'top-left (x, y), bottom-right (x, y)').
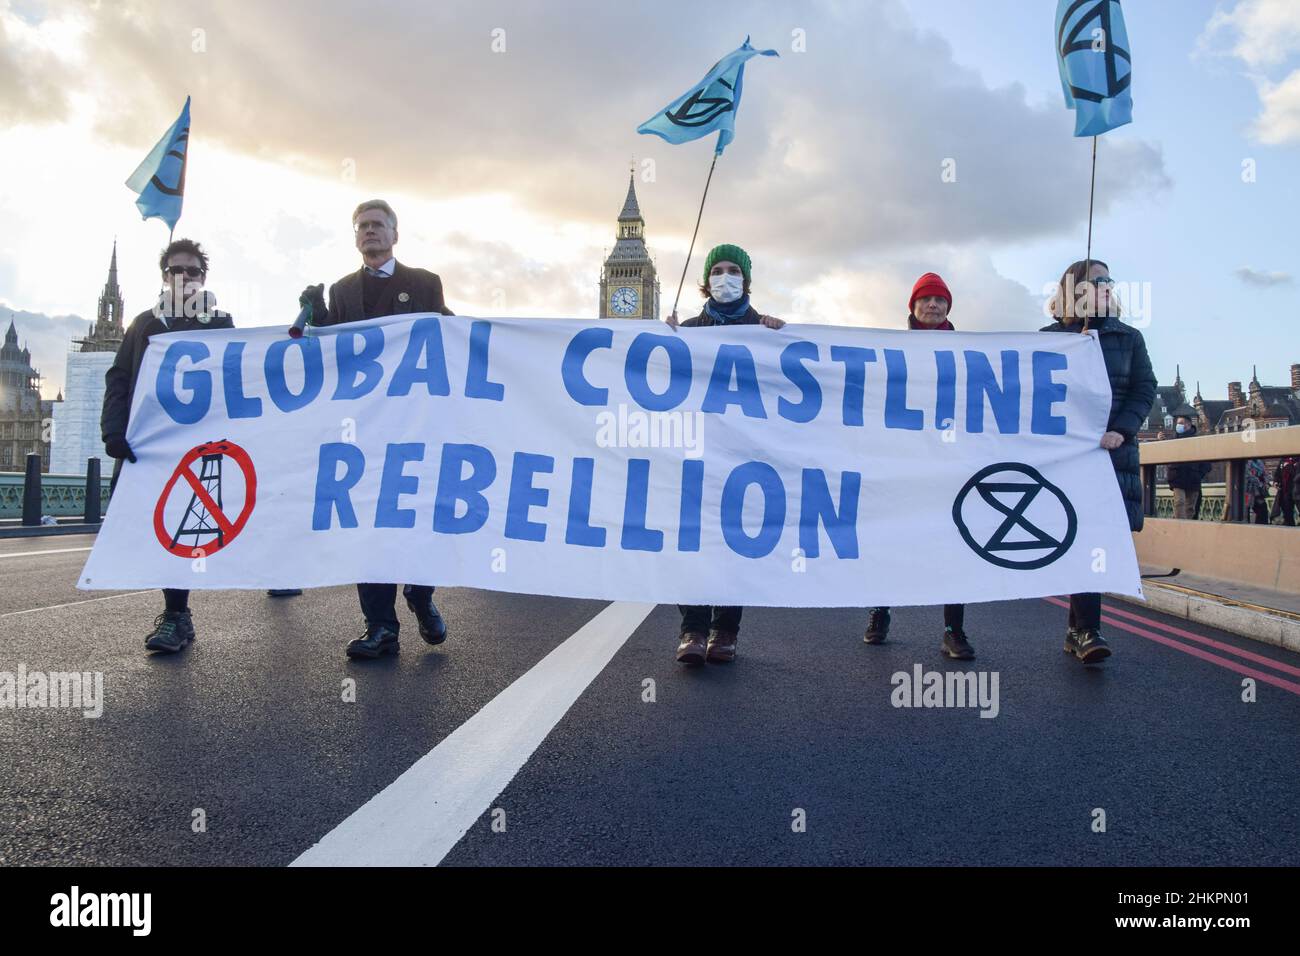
top-left (863, 607), bottom-right (891, 644)
top-left (145, 610), bottom-right (195, 654)
top-left (941, 627), bottom-right (975, 660)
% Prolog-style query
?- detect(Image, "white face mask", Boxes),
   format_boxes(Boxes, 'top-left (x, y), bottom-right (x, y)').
top-left (709, 273), bottom-right (744, 303)
top-left (1175, 423), bottom-right (1187, 434)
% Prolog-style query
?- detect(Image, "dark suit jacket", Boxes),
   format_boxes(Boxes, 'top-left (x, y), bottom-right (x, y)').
top-left (317, 261), bottom-right (454, 325)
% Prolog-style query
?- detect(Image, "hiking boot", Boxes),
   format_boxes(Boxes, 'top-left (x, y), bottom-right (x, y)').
top-left (1074, 629), bottom-right (1111, 664)
top-left (705, 629), bottom-right (738, 663)
top-left (676, 631), bottom-right (707, 665)
top-left (144, 610), bottom-right (195, 654)
top-left (941, 627), bottom-right (975, 660)
top-left (863, 607), bottom-right (891, 644)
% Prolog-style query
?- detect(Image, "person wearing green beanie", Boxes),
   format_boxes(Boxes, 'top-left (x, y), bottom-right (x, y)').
top-left (668, 244), bottom-right (785, 665)
top-left (666, 243), bottom-right (785, 331)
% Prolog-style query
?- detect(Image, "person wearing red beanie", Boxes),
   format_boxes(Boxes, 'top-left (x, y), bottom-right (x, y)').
top-left (862, 272), bottom-right (974, 660)
top-left (908, 272), bottom-right (954, 330)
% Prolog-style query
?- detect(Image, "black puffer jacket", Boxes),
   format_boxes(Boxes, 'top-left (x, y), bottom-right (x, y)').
top-left (1040, 314), bottom-right (1156, 531)
top-left (102, 307), bottom-right (235, 446)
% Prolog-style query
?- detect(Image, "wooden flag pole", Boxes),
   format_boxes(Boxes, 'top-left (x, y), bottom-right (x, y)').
top-left (670, 152), bottom-right (719, 320)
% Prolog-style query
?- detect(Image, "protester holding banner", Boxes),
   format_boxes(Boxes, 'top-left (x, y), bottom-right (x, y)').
top-left (101, 239), bottom-right (234, 654)
top-left (668, 243), bottom-right (784, 664)
top-left (862, 273), bottom-right (974, 660)
top-left (301, 199), bottom-right (454, 659)
top-left (1041, 259), bottom-right (1156, 663)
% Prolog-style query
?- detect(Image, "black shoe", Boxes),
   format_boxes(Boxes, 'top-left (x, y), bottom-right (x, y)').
top-left (145, 610), bottom-right (195, 654)
top-left (405, 597), bottom-right (447, 645)
top-left (941, 627), bottom-right (975, 660)
top-left (346, 623), bottom-right (400, 659)
top-left (1074, 629), bottom-right (1111, 664)
top-left (863, 607), bottom-right (891, 644)
top-left (267, 589), bottom-right (302, 597)
top-left (1064, 627), bottom-right (1081, 656)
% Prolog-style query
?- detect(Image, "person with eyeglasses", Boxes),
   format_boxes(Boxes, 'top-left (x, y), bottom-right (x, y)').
top-left (299, 199), bottom-right (455, 660)
top-left (101, 238), bottom-right (236, 655)
top-left (1041, 259), bottom-right (1156, 664)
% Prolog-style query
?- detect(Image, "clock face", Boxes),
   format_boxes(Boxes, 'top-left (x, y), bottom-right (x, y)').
top-left (611, 286), bottom-right (639, 315)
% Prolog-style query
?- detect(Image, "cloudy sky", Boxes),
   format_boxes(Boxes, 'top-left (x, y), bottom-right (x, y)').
top-left (1, 0), bottom-right (1296, 400)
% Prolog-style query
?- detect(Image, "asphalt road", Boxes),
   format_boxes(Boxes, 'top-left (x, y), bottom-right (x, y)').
top-left (1, 533), bottom-right (1297, 866)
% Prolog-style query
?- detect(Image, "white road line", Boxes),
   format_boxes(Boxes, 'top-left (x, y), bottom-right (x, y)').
top-left (291, 599), bottom-right (656, 867)
top-left (0, 590), bottom-right (155, 618)
top-left (0, 546), bottom-right (94, 560)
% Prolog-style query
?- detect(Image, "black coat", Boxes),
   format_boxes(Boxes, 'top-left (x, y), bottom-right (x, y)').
top-left (1165, 428), bottom-right (1211, 490)
top-left (1040, 315), bottom-right (1157, 532)
top-left (315, 261), bottom-right (453, 325)
top-left (102, 307), bottom-right (236, 446)
top-left (680, 303), bottom-right (762, 327)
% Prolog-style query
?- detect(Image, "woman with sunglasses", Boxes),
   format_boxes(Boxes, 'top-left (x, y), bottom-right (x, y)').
top-left (102, 238), bottom-right (236, 655)
top-left (1041, 259), bottom-right (1156, 663)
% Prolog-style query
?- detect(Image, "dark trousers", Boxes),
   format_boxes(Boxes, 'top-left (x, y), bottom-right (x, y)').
top-left (872, 604), bottom-right (965, 630)
top-left (1250, 497), bottom-right (1270, 524)
top-left (679, 605), bottom-right (742, 635)
top-left (113, 459), bottom-right (190, 615)
top-left (1068, 592), bottom-right (1102, 631)
top-left (358, 583), bottom-right (434, 629)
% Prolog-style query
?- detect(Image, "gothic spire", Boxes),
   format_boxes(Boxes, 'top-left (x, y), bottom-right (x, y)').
top-left (618, 172), bottom-right (642, 221)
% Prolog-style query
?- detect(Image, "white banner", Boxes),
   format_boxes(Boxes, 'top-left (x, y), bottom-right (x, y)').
top-left (79, 315), bottom-right (1142, 607)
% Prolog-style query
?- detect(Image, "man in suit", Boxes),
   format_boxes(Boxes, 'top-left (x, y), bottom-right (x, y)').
top-left (302, 199), bottom-right (452, 659)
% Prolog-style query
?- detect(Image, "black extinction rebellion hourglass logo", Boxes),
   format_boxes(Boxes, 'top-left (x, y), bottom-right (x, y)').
top-left (952, 463), bottom-right (1077, 570)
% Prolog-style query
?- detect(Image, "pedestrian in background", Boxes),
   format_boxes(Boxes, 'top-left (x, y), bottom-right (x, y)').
top-left (1165, 407), bottom-right (1210, 520)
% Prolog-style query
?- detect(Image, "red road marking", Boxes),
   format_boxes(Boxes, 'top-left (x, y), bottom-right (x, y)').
top-left (1099, 600), bottom-right (1300, 678)
top-left (179, 466), bottom-right (236, 539)
top-left (1042, 596), bottom-right (1300, 697)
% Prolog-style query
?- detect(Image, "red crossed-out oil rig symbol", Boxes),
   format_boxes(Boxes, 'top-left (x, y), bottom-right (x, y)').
top-left (153, 439), bottom-right (257, 558)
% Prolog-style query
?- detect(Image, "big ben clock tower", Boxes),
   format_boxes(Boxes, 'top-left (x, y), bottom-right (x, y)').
top-left (599, 172), bottom-right (660, 320)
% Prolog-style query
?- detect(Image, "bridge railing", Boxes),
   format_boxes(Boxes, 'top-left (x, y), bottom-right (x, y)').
top-left (1137, 425), bottom-right (1299, 593)
top-left (0, 457), bottom-right (113, 522)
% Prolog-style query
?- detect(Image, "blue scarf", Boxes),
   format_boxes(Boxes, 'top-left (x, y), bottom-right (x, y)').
top-left (703, 293), bottom-right (751, 325)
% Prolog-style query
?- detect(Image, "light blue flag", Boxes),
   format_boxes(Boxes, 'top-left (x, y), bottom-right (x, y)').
top-left (125, 96), bottom-right (191, 231)
top-left (638, 36), bottom-right (777, 155)
top-left (1056, 0), bottom-right (1132, 136)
